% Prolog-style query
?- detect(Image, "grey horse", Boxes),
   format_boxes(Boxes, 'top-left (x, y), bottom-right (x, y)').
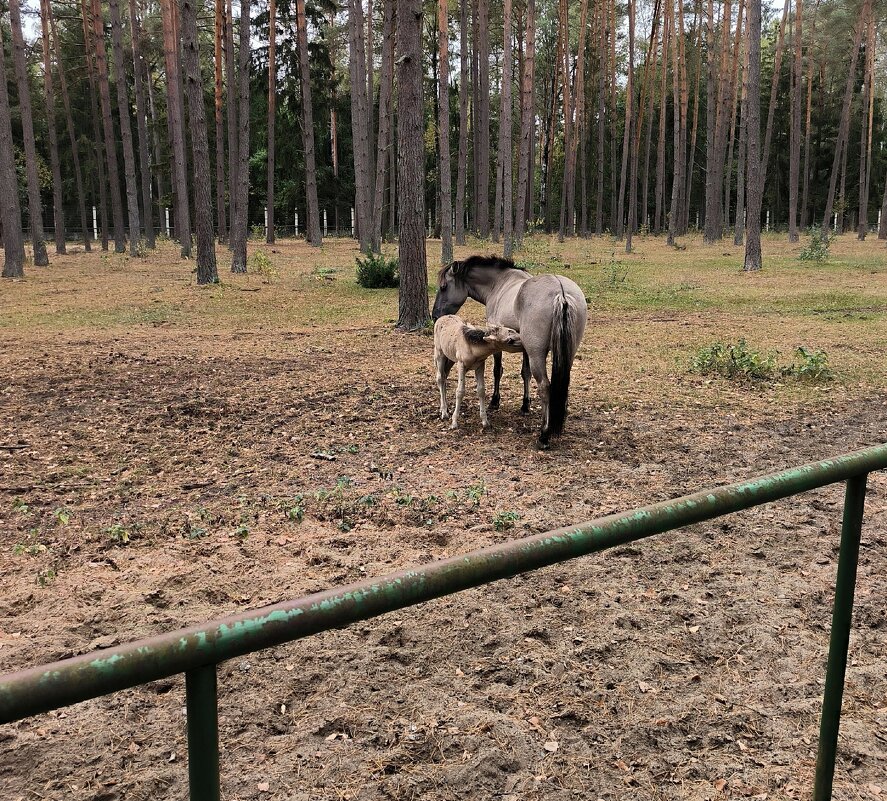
top-left (432, 256), bottom-right (587, 449)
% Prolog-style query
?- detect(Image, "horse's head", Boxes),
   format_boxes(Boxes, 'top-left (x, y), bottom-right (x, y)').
top-left (432, 262), bottom-right (470, 320)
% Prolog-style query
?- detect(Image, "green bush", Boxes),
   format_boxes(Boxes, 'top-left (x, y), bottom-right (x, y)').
top-left (799, 229), bottom-right (832, 262)
top-left (356, 253), bottom-right (399, 288)
top-left (690, 339), bottom-right (833, 383)
top-left (690, 339), bottom-right (777, 380)
top-left (248, 250), bottom-right (280, 282)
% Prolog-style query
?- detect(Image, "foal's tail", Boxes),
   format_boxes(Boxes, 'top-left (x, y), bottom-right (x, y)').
top-left (548, 293), bottom-right (576, 437)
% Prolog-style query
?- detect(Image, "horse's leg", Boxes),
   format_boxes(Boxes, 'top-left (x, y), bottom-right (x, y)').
top-left (451, 363), bottom-right (467, 429)
top-left (520, 352), bottom-right (531, 414)
top-left (488, 352), bottom-right (503, 410)
top-left (527, 350), bottom-right (552, 449)
top-left (475, 365), bottom-right (489, 429)
top-left (436, 356), bottom-right (450, 420)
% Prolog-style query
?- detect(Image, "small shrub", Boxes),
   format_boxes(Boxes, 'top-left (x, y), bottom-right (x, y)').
top-left (52, 507), bottom-right (71, 525)
top-left (249, 250), bottom-right (280, 282)
top-left (493, 511), bottom-right (520, 532)
top-left (799, 229), bottom-right (832, 262)
top-left (690, 339), bottom-right (777, 380)
top-left (783, 347), bottom-right (833, 381)
top-left (249, 223), bottom-right (266, 241)
top-left (106, 523), bottom-right (130, 545)
top-left (356, 253), bottom-right (399, 288)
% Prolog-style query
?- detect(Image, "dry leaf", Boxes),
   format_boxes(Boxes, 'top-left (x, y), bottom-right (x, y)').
top-left (737, 739), bottom-right (748, 752)
top-left (257, 782), bottom-right (270, 792)
top-left (543, 741), bottom-right (559, 752)
top-left (688, 625), bottom-right (701, 633)
top-left (714, 779), bottom-right (727, 792)
top-left (615, 759), bottom-right (629, 772)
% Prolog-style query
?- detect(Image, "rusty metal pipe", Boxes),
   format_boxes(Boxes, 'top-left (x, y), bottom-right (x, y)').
top-left (2, 443), bottom-right (886, 724)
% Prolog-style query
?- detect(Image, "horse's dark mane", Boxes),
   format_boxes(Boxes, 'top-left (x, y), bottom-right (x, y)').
top-left (439, 255), bottom-right (525, 286)
top-left (462, 324), bottom-right (487, 344)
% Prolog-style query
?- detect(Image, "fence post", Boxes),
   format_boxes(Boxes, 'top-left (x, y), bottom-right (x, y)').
top-left (92, 206), bottom-right (98, 240)
top-left (294, 211), bottom-right (298, 237)
top-left (323, 209), bottom-right (328, 237)
top-left (186, 664), bottom-right (220, 801)
top-left (813, 473), bottom-right (868, 801)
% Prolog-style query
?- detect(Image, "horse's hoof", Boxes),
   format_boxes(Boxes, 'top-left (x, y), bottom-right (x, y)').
top-left (520, 401), bottom-right (530, 415)
top-left (536, 435), bottom-right (551, 450)
top-left (489, 395), bottom-right (500, 411)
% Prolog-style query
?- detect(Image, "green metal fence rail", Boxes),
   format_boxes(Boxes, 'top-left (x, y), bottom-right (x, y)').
top-left (2, 444), bottom-right (886, 801)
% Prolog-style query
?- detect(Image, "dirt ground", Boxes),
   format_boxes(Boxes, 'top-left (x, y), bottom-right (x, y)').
top-left (1, 235), bottom-right (886, 801)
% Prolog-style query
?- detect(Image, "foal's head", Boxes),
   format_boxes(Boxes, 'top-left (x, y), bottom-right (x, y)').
top-left (483, 325), bottom-right (523, 353)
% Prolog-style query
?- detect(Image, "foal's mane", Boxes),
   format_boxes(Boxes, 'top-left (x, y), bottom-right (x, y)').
top-left (438, 255), bottom-right (524, 287)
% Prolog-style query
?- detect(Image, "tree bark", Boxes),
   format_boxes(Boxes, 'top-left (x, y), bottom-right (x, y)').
top-left (744, 0), bottom-right (762, 271)
top-left (48, 6), bottom-right (90, 250)
top-left (616, 0), bottom-right (634, 240)
top-left (787, 0), bottom-right (802, 241)
top-left (564, 0), bottom-right (589, 240)
top-left (9, 0), bottom-right (49, 264)
top-left (856, 9), bottom-right (873, 240)
top-left (146, 65), bottom-right (165, 235)
top-left (367, 0), bottom-right (375, 207)
top-left (231, 0), bottom-right (251, 272)
top-left (266, 0), bottom-right (276, 243)
top-left (213, 0), bottom-right (227, 242)
top-left (395, 0), bottom-right (428, 329)
top-left (371, 0), bottom-right (395, 252)
top-left (161, 0), bottom-right (192, 256)
top-left (668, 0), bottom-right (688, 245)
top-left (454, 0), bottom-right (469, 245)
top-left (759, 0), bottom-right (789, 200)
top-left (81, 0), bottom-right (110, 250)
top-left (501, 0), bottom-right (514, 257)
top-left (350, 0), bottom-right (372, 253)
top-left (821, 0), bottom-right (867, 234)
top-left (0, 23), bottom-right (24, 278)
top-left (595, 0), bottom-right (606, 235)
top-left (226, 0), bottom-right (238, 239)
top-left (800, 1), bottom-right (817, 230)
top-left (437, 0), bottom-right (453, 263)
top-left (475, 0), bottom-right (490, 237)
top-left (294, 0), bottom-right (322, 246)
top-left (108, 0), bottom-right (142, 255)
top-left (181, 0), bottom-right (219, 284)
top-left (682, 6), bottom-right (699, 233)
top-left (654, 5), bottom-right (669, 234)
top-left (734, 41), bottom-right (748, 245)
top-left (514, 0), bottom-right (535, 247)
top-left (128, 0), bottom-right (155, 248)
top-left (39, 0), bottom-right (66, 254)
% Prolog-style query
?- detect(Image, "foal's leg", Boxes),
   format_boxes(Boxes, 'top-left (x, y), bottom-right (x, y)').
top-left (435, 356), bottom-right (450, 420)
top-left (450, 363), bottom-right (467, 429)
top-left (527, 350), bottom-right (552, 449)
top-left (520, 352), bottom-right (531, 415)
top-left (475, 364), bottom-right (490, 429)
top-left (488, 352), bottom-right (503, 411)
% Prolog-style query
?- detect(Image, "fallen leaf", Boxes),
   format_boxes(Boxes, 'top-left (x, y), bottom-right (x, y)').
top-left (614, 759), bottom-right (629, 772)
top-left (688, 625), bottom-right (701, 633)
top-left (714, 778), bottom-right (727, 792)
top-left (257, 782), bottom-right (270, 792)
top-left (738, 739), bottom-right (748, 752)
top-left (543, 741), bottom-right (559, 752)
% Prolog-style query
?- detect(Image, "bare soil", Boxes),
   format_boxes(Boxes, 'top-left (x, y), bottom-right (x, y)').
top-left (1, 237), bottom-right (886, 801)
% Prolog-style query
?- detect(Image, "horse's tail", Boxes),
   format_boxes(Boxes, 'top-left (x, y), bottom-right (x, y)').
top-left (548, 293), bottom-right (575, 437)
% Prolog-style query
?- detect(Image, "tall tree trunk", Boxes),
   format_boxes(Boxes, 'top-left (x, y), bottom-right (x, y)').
top-left (295, 0), bottom-right (322, 246)
top-left (654, 4), bottom-right (669, 234)
top-left (821, 0), bottom-right (867, 234)
top-left (161, 0), bottom-right (192, 256)
top-left (455, 0), bottom-right (469, 245)
top-left (213, 0), bottom-right (227, 242)
top-left (266, 0), bottom-right (276, 243)
top-left (564, 0), bottom-right (589, 240)
top-left (395, 0), bottom-right (429, 330)
top-left (702, 0), bottom-right (718, 240)
top-left (367, 0), bottom-right (375, 206)
top-left (641, 61), bottom-right (655, 233)
top-left (668, 0), bottom-right (688, 245)
top-left (108, 0), bottom-right (142, 255)
top-left (48, 6), bottom-right (90, 250)
top-left (609, 0), bottom-right (617, 230)
top-left (616, 0), bottom-right (634, 240)
top-left (182, 0), bottom-right (219, 283)
top-left (759, 0), bottom-right (789, 199)
top-left (836, 122), bottom-right (848, 233)
top-left (682, 5), bottom-right (699, 233)
top-left (744, 0), bottom-right (762, 271)
top-left (788, 0), bottom-right (803, 241)
top-left (81, 0), bottom-right (110, 250)
top-left (350, 0), bottom-right (372, 253)
top-left (129, 0), bottom-right (155, 248)
top-left (231, 0), bottom-right (251, 272)
top-left (514, 0), bottom-right (535, 247)
top-left (476, 0), bottom-right (490, 237)
top-left (800, 1), bottom-right (817, 230)
top-left (0, 24), bottom-right (24, 278)
top-left (9, 0), bottom-right (49, 264)
top-left (595, 0), bottom-right (606, 235)
top-left (90, 0), bottom-right (127, 253)
top-left (39, 0), bottom-right (66, 254)
top-left (856, 8), bottom-right (873, 240)
top-left (734, 41), bottom-right (748, 245)
top-left (723, 0), bottom-right (745, 231)
top-left (879, 177), bottom-right (887, 240)
top-left (438, 0), bottom-right (453, 263)
top-left (226, 0), bottom-right (238, 239)
top-left (500, 0), bottom-right (514, 258)
top-left (371, 0), bottom-right (395, 252)
top-left (146, 67), bottom-right (166, 234)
